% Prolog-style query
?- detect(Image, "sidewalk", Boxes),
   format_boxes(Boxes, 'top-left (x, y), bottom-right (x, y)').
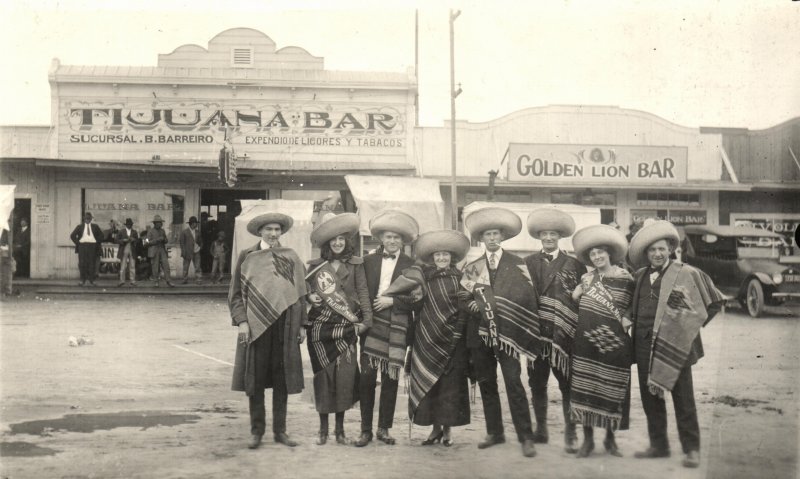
top-left (7, 277), bottom-right (229, 296)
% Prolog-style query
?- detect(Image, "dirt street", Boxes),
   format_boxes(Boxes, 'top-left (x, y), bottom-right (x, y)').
top-left (1, 293), bottom-right (798, 479)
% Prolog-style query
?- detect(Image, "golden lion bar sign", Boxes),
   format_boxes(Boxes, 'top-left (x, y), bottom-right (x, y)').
top-left (508, 143), bottom-right (688, 184)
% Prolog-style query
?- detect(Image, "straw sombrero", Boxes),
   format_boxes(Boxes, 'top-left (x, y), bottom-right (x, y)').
top-left (246, 212), bottom-right (293, 237)
top-left (572, 224), bottom-right (628, 267)
top-left (527, 208), bottom-right (576, 238)
top-left (310, 212), bottom-right (360, 247)
top-left (464, 207), bottom-right (522, 241)
top-left (415, 229), bottom-right (471, 264)
top-left (369, 209), bottom-right (419, 243)
top-left (152, 214), bottom-right (164, 224)
top-left (628, 220), bottom-right (680, 268)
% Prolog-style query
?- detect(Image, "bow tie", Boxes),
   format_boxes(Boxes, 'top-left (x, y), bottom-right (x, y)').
top-left (649, 265), bottom-right (666, 274)
top-left (382, 253), bottom-right (397, 260)
top-left (542, 253), bottom-right (554, 262)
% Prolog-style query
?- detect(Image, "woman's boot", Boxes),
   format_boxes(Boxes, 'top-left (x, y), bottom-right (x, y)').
top-left (317, 414), bottom-right (329, 445)
top-left (604, 428), bottom-right (622, 457)
top-left (576, 426), bottom-right (594, 458)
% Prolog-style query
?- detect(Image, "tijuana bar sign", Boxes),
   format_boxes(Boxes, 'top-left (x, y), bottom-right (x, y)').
top-left (508, 143), bottom-right (688, 184)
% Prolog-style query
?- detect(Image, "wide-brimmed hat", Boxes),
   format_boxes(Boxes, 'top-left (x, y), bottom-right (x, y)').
top-left (527, 208), bottom-right (576, 238)
top-left (246, 212), bottom-right (293, 237)
top-left (415, 229), bottom-right (471, 264)
top-left (84, 212), bottom-right (93, 219)
top-left (187, 216), bottom-right (198, 224)
top-left (311, 212), bottom-right (360, 247)
top-left (628, 220), bottom-right (680, 268)
top-left (152, 214), bottom-right (164, 224)
top-left (464, 206), bottom-right (522, 241)
top-left (124, 218), bottom-right (134, 227)
top-left (572, 224), bottom-right (628, 266)
top-left (369, 209), bottom-right (419, 243)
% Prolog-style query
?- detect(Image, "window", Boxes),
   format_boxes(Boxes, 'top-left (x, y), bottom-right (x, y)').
top-left (551, 190), bottom-right (616, 206)
top-left (636, 192), bottom-right (700, 207)
top-left (231, 47), bottom-right (254, 67)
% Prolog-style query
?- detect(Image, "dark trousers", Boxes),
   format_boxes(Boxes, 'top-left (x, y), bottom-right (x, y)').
top-left (77, 244), bottom-right (97, 282)
top-left (358, 352), bottom-right (399, 431)
top-left (182, 252), bottom-right (201, 279)
top-left (636, 352), bottom-right (700, 453)
top-left (248, 321), bottom-right (288, 437)
top-left (151, 248), bottom-right (171, 281)
top-left (471, 342), bottom-right (534, 443)
top-left (528, 354), bottom-right (572, 427)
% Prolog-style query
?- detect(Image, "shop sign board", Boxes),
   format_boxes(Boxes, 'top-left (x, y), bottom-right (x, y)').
top-left (731, 213), bottom-right (800, 253)
top-left (631, 209), bottom-right (707, 226)
top-left (59, 99), bottom-right (409, 163)
top-left (508, 143), bottom-right (688, 184)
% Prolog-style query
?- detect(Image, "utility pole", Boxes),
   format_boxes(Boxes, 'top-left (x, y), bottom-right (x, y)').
top-left (449, 9), bottom-right (461, 230)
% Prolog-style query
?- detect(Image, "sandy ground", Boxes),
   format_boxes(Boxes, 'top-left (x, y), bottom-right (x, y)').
top-left (0, 293), bottom-right (798, 479)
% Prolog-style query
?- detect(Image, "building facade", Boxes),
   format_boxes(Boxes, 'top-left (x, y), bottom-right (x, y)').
top-left (2, 28), bottom-right (798, 279)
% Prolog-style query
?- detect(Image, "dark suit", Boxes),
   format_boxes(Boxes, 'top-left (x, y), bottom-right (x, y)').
top-left (12, 226), bottom-right (30, 277)
top-left (524, 250), bottom-right (586, 442)
top-left (358, 250), bottom-right (414, 433)
top-left (117, 227), bottom-right (139, 283)
top-left (70, 222), bottom-right (104, 282)
top-left (179, 226), bottom-right (202, 280)
top-left (468, 250), bottom-right (535, 443)
top-left (632, 262), bottom-right (703, 454)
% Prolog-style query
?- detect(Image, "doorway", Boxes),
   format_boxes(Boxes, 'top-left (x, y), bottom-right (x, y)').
top-left (12, 198), bottom-right (31, 278)
top-left (200, 189), bottom-right (266, 274)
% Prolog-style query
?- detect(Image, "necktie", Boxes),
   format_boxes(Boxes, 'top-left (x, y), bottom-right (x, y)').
top-left (489, 253), bottom-right (497, 270)
top-left (85, 224), bottom-right (92, 238)
top-left (382, 253), bottom-right (396, 260)
top-left (543, 253), bottom-right (554, 262)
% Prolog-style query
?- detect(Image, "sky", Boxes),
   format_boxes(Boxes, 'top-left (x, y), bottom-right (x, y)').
top-left (1, 0), bottom-right (798, 129)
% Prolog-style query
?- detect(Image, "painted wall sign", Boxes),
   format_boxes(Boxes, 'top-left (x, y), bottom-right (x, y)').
top-left (60, 101), bottom-right (407, 152)
top-left (508, 143), bottom-right (688, 184)
top-left (731, 213), bottom-right (800, 253)
top-left (631, 209), bottom-right (707, 226)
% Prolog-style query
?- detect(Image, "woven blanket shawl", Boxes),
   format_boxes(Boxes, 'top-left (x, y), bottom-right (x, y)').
top-left (647, 263), bottom-right (724, 396)
top-left (570, 268), bottom-right (634, 431)
top-left (538, 259), bottom-right (582, 376)
top-left (363, 268), bottom-right (414, 380)
top-left (461, 256), bottom-right (542, 360)
top-left (306, 262), bottom-right (358, 374)
top-left (240, 247), bottom-right (307, 343)
top-left (408, 266), bottom-right (465, 417)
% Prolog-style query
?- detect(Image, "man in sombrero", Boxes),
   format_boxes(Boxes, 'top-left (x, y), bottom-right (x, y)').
top-left (524, 208), bottom-right (586, 453)
top-left (228, 212), bottom-right (308, 450)
top-left (461, 206), bottom-right (542, 458)
top-left (355, 209), bottom-right (418, 447)
top-left (628, 220), bottom-right (724, 468)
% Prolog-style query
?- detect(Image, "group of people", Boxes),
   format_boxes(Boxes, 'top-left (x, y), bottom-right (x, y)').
top-left (69, 212), bottom-right (229, 287)
top-left (227, 205), bottom-right (725, 469)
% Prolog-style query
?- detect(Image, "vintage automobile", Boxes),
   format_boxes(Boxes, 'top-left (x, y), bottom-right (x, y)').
top-left (683, 225), bottom-right (800, 318)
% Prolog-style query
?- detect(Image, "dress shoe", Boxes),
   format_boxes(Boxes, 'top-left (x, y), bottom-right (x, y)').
top-left (376, 428), bottom-right (396, 445)
top-left (274, 432), bottom-right (298, 447)
top-left (316, 430), bottom-right (328, 446)
top-left (335, 430), bottom-right (349, 445)
top-left (88, 281), bottom-right (96, 286)
top-left (129, 282), bottom-right (137, 287)
top-left (117, 282), bottom-right (125, 287)
top-left (354, 431), bottom-right (372, 447)
top-left (421, 430), bottom-right (443, 446)
top-left (522, 438), bottom-right (537, 458)
top-left (682, 450), bottom-right (700, 468)
top-left (247, 434), bottom-right (262, 449)
top-left (604, 436), bottom-right (622, 457)
top-left (442, 427), bottom-right (452, 447)
top-left (78, 281), bottom-right (86, 286)
top-left (166, 281), bottom-right (175, 288)
top-left (576, 439), bottom-right (594, 458)
top-left (477, 434), bottom-right (505, 449)
top-left (634, 447), bottom-right (671, 459)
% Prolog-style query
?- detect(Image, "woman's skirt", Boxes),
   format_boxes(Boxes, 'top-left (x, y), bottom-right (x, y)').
top-left (412, 339), bottom-right (470, 427)
top-left (313, 343), bottom-right (360, 414)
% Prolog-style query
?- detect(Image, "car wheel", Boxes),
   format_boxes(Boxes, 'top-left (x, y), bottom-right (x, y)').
top-left (745, 279), bottom-right (765, 318)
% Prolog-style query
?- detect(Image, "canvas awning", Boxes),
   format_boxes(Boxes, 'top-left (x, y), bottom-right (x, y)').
top-left (232, 199), bottom-right (315, 265)
top-left (344, 175), bottom-right (446, 236)
top-left (0, 185), bottom-right (16, 231)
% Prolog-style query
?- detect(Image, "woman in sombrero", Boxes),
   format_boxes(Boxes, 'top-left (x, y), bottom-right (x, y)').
top-left (568, 225), bottom-right (635, 458)
top-left (392, 230), bottom-right (472, 446)
top-left (306, 213), bottom-right (372, 445)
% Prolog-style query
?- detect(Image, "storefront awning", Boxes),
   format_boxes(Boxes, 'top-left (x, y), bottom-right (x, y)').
top-left (345, 175), bottom-right (446, 236)
top-left (0, 185), bottom-right (16, 231)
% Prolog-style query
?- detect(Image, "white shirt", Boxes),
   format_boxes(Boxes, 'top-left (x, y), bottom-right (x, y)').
top-left (79, 223), bottom-right (95, 243)
top-left (259, 240), bottom-right (272, 250)
top-left (649, 259), bottom-right (670, 285)
top-left (485, 247), bottom-right (503, 268)
top-left (378, 253), bottom-right (398, 296)
top-left (190, 227), bottom-right (201, 253)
